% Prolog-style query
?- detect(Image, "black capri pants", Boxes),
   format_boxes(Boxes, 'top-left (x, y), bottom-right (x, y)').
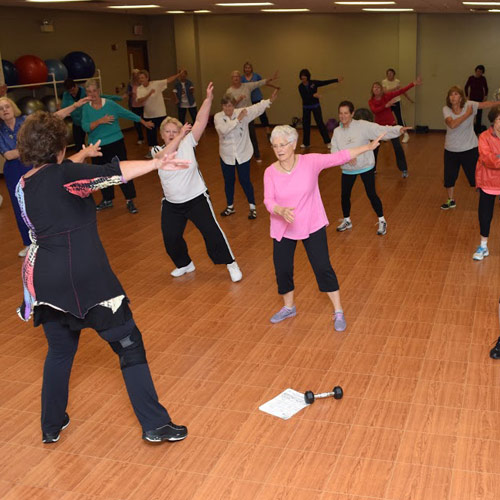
top-left (341, 169), bottom-right (383, 218)
top-left (478, 188), bottom-right (497, 238)
top-left (443, 147), bottom-right (478, 188)
top-left (92, 138), bottom-right (136, 201)
top-left (273, 226), bottom-right (339, 295)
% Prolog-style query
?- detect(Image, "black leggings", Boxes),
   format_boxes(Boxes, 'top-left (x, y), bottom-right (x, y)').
top-left (478, 189), bottom-right (497, 238)
top-left (341, 169), bottom-right (383, 218)
top-left (92, 139), bottom-right (136, 201)
top-left (130, 106), bottom-right (144, 141)
top-left (273, 226), bottom-right (339, 295)
top-left (302, 106), bottom-right (330, 146)
top-left (391, 101), bottom-right (405, 127)
top-left (161, 192), bottom-right (235, 268)
top-left (443, 148), bottom-right (478, 188)
top-left (373, 137), bottom-right (407, 173)
top-left (41, 318), bottom-right (170, 434)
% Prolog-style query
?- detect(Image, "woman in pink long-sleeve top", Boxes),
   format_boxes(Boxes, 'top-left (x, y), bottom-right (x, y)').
top-left (264, 125), bottom-right (383, 331)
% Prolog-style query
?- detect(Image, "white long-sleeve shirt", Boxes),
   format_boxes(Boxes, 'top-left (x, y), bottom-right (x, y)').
top-left (331, 119), bottom-right (402, 174)
top-left (214, 100), bottom-right (271, 165)
top-left (226, 80), bottom-right (266, 108)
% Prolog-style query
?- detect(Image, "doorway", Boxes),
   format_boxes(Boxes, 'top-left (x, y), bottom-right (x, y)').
top-left (126, 41), bottom-right (149, 73)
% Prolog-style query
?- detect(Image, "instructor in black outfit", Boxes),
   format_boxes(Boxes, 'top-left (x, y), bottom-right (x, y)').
top-left (298, 69), bottom-right (343, 147)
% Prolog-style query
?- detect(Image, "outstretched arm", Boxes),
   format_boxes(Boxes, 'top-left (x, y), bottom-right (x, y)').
top-left (191, 82), bottom-right (214, 142)
top-left (55, 97), bottom-right (91, 119)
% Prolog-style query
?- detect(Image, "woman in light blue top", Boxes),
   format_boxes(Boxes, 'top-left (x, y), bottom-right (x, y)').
top-left (82, 78), bottom-right (153, 213)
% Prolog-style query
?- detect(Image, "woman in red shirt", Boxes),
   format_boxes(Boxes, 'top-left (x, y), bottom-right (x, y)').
top-left (369, 76), bottom-right (422, 177)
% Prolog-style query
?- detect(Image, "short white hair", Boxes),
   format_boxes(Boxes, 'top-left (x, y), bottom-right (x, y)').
top-left (271, 125), bottom-right (298, 144)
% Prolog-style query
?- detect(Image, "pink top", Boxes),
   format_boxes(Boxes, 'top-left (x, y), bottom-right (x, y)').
top-left (264, 151), bottom-right (351, 241)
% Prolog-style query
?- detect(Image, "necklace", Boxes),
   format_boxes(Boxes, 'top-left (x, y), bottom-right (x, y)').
top-left (279, 155), bottom-right (297, 173)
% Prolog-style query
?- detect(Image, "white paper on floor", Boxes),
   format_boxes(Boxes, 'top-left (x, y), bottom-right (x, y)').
top-left (259, 388), bottom-right (309, 420)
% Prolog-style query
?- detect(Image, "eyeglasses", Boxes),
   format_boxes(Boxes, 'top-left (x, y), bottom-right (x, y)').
top-left (271, 141), bottom-right (292, 150)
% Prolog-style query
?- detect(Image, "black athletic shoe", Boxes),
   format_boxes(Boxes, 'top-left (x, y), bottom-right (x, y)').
top-left (490, 337), bottom-right (500, 359)
top-left (126, 200), bottom-right (139, 214)
top-left (96, 200), bottom-right (113, 211)
top-left (42, 413), bottom-right (70, 443)
top-left (142, 422), bottom-right (188, 443)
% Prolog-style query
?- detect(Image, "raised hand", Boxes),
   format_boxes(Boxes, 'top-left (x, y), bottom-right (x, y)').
top-left (368, 133), bottom-right (386, 150)
top-left (181, 123), bottom-right (193, 136)
top-left (156, 152), bottom-right (190, 171)
top-left (206, 82), bottom-right (214, 100)
top-left (414, 76), bottom-right (423, 86)
top-left (237, 109), bottom-right (248, 121)
top-left (81, 140), bottom-right (102, 158)
top-left (338, 76), bottom-right (344, 83)
top-left (270, 88), bottom-right (279, 102)
top-left (75, 96), bottom-right (92, 108)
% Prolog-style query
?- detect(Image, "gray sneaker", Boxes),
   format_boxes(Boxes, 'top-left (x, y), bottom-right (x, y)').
top-left (270, 306), bottom-right (296, 324)
top-left (334, 311), bottom-right (346, 332)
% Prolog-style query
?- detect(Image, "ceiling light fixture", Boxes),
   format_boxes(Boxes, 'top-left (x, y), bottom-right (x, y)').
top-left (363, 7), bottom-right (414, 11)
top-left (194, 9), bottom-right (211, 12)
top-left (166, 10), bottom-right (185, 13)
top-left (261, 8), bottom-right (310, 11)
top-left (335, 1), bottom-right (396, 4)
top-left (108, 4), bottom-right (160, 9)
top-left (463, 2), bottom-right (500, 5)
top-left (215, 2), bottom-right (274, 6)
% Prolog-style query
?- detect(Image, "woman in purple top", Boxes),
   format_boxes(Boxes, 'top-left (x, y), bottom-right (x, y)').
top-left (264, 124), bottom-right (383, 331)
top-left (465, 65), bottom-right (488, 134)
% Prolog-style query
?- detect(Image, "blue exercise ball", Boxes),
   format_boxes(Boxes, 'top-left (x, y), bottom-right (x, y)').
top-left (62, 51), bottom-right (95, 79)
top-left (2, 60), bottom-right (19, 86)
top-left (45, 59), bottom-right (68, 83)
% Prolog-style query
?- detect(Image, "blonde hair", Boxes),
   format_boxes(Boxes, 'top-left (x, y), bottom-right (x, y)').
top-left (0, 97), bottom-right (22, 119)
top-left (160, 116), bottom-right (182, 132)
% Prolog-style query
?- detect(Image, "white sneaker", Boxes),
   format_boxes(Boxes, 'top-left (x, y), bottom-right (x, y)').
top-left (18, 246), bottom-right (29, 258)
top-left (171, 261), bottom-right (195, 277)
top-left (402, 132), bottom-right (410, 144)
top-left (137, 140), bottom-right (144, 145)
top-left (473, 246), bottom-right (489, 261)
top-left (300, 144), bottom-right (308, 149)
top-left (336, 219), bottom-right (352, 232)
top-left (377, 220), bottom-right (387, 236)
top-left (227, 261), bottom-right (242, 282)
top-left (327, 143), bottom-right (332, 150)
top-left (0, 194), bottom-right (3, 207)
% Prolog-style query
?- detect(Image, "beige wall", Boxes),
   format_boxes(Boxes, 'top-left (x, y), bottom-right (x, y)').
top-left (417, 14), bottom-right (500, 129)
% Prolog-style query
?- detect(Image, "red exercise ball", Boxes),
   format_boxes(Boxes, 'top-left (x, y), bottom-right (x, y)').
top-left (15, 55), bottom-right (48, 85)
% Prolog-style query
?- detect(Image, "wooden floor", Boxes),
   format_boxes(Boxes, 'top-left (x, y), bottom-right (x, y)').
top-left (1, 126), bottom-right (499, 500)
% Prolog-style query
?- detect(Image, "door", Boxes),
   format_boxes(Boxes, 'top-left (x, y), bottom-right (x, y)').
top-left (126, 41), bottom-right (149, 72)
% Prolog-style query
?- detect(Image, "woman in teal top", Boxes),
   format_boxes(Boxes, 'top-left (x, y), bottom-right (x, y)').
top-left (82, 78), bottom-right (153, 213)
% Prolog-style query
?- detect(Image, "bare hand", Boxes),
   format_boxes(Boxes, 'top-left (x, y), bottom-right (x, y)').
top-left (338, 76), bottom-right (344, 83)
top-left (237, 109), bottom-right (248, 121)
top-left (101, 114), bottom-right (115, 124)
top-left (0, 84), bottom-right (7, 97)
top-left (82, 140), bottom-right (102, 158)
top-left (400, 126), bottom-right (413, 135)
top-left (313, 93), bottom-right (320, 99)
top-left (237, 95), bottom-right (245, 103)
top-left (386, 97), bottom-right (398, 108)
top-left (149, 89), bottom-right (156, 96)
top-left (142, 120), bottom-right (153, 129)
top-left (181, 123), bottom-right (192, 136)
top-left (368, 133), bottom-right (386, 150)
top-left (270, 88), bottom-right (279, 102)
top-left (269, 70), bottom-right (279, 82)
top-left (348, 158), bottom-right (357, 166)
top-left (206, 82), bottom-right (214, 100)
top-left (156, 152), bottom-right (190, 171)
top-left (75, 96), bottom-right (91, 108)
top-left (414, 76), bottom-right (423, 86)
top-left (278, 206), bottom-right (295, 223)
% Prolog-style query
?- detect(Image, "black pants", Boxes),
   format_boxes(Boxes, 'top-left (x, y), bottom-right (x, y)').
top-left (302, 106), bottom-right (330, 146)
top-left (273, 226), bottom-right (339, 295)
top-left (252, 100), bottom-right (270, 128)
top-left (41, 318), bottom-right (170, 434)
top-left (161, 192), bottom-right (235, 268)
top-left (475, 108), bottom-right (483, 135)
top-left (248, 121), bottom-right (260, 159)
top-left (130, 106), bottom-right (144, 141)
top-left (391, 101), bottom-right (405, 127)
top-left (146, 116), bottom-right (166, 147)
top-left (443, 148), bottom-right (478, 188)
top-left (478, 189), bottom-right (497, 238)
top-left (373, 137), bottom-right (407, 173)
top-left (92, 139), bottom-right (136, 201)
top-left (178, 106), bottom-right (197, 124)
top-left (341, 169), bottom-right (383, 218)
top-left (72, 124), bottom-right (86, 151)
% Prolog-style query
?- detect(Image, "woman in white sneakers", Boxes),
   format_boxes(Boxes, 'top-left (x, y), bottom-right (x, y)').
top-left (332, 100), bottom-right (410, 236)
top-left (152, 83), bottom-right (242, 282)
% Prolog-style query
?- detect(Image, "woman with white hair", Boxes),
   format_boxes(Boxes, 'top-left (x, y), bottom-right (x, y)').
top-left (151, 83), bottom-right (242, 282)
top-left (264, 124), bottom-right (383, 331)
top-left (215, 89), bottom-right (278, 219)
